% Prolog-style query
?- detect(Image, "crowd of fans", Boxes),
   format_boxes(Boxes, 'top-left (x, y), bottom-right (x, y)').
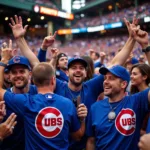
top-left (1, 33), bottom-right (149, 65)
top-left (73, 2), bottom-right (150, 28)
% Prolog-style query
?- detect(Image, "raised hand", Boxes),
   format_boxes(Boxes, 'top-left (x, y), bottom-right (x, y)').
top-left (0, 113), bottom-right (17, 141)
top-left (9, 15), bottom-right (28, 39)
top-left (1, 40), bottom-right (13, 62)
top-left (133, 29), bottom-right (149, 49)
top-left (51, 48), bottom-right (60, 58)
top-left (41, 31), bottom-right (57, 50)
top-left (0, 101), bottom-right (6, 123)
top-left (124, 16), bottom-right (139, 38)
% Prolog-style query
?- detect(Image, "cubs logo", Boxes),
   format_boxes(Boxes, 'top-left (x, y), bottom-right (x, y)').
top-left (13, 56), bottom-right (20, 63)
top-left (115, 109), bottom-right (136, 136)
top-left (35, 107), bottom-right (64, 138)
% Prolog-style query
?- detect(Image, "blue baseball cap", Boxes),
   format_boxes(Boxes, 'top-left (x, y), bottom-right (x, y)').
top-left (131, 57), bottom-right (139, 64)
top-left (99, 65), bottom-right (130, 84)
top-left (68, 57), bottom-right (87, 68)
top-left (7, 56), bottom-right (31, 70)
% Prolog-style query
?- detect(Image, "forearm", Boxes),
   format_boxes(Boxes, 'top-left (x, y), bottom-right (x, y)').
top-left (49, 57), bottom-right (57, 68)
top-left (16, 37), bottom-right (39, 67)
top-left (86, 137), bottom-right (95, 150)
top-left (111, 37), bottom-right (135, 66)
top-left (72, 121), bottom-right (85, 141)
top-left (0, 60), bottom-right (8, 89)
top-left (37, 48), bottom-right (47, 62)
top-left (145, 52), bottom-right (150, 65)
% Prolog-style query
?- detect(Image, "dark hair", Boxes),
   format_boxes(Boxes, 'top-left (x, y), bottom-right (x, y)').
top-left (95, 52), bottom-right (100, 59)
top-left (32, 62), bottom-right (55, 87)
top-left (55, 53), bottom-right (67, 69)
top-left (81, 55), bottom-right (94, 81)
top-left (130, 63), bottom-right (150, 94)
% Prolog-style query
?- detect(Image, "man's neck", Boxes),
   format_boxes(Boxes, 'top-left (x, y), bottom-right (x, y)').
top-left (12, 84), bottom-right (30, 94)
top-left (68, 82), bottom-right (82, 91)
top-left (108, 92), bottom-right (125, 103)
top-left (37, 86), bottom-right (54, 94)
top-left (60, 68), bottom-right (68, 75)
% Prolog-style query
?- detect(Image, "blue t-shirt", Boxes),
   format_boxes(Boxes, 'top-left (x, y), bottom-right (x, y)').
top-left (55, 75), bottom-right (104, 149)
top-left (4, 92), bottom-right (80, 150)
top-left (55, 75), bottom-right (104, 111)
top-left (1, 85), bottom-right (38, 150)
top-left (87, 88), bottom-right (149, 150)
top-left (56, 69), bottom-right (68, 82)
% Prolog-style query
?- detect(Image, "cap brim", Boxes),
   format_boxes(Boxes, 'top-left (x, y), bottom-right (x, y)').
top-left (68, 59), bottom-right (87, 68)
top-left (7, 63), bottom-right (31, 71)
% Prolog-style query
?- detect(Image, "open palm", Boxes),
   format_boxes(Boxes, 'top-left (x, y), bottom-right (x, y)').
top-left (9, 15), bottom-right (28, 39)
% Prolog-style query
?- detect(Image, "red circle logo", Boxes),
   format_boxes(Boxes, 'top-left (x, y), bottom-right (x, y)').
top-left (115, 109), bottom-right (136, 136)
top-left (35, 107), bottom-right (64, 138)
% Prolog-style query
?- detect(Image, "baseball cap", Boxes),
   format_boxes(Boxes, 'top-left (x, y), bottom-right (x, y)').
top-left (131, 57), bottom-right (139, 64)
top-left (7, 56), bottom-right (31, 70)
top-left (68, 57), bottom-right (87, 68)
top-left (57, 53), bottom-right (68, 60)
top-left (99, 65), bottom-right (130, 84)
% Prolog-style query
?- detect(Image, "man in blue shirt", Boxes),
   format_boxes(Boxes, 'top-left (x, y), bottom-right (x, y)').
top-left (0, 50), bottom-right (87, 150)
top-left (9, 15), bottom-right (139, 150)
top-left (55, 52), bottom-right (68, 82)
top-left (86, 65), bottom-right (150, 150)
top-left (1, 55), bottom-right (37, 150)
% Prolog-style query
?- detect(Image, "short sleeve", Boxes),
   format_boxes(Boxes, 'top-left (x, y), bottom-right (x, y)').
top-left (4, 91), bottom-right (27, 117)
top-left (132, 88), bottom-right (150, 112)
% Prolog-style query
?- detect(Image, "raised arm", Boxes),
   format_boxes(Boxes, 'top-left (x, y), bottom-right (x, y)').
top-left (38, 32), bottom-right (57, 62)
top-left (9, 15), bottom-right (39, 68)
top-left (0, 41), bottom-right (13, 100)
top-left (131, 27), bottom-right (150, 64)
top-left (110, 16), bottom-right (138, 66)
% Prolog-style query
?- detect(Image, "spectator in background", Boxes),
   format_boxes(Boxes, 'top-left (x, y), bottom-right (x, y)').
top-left (55, 52), bottom-right (68, 82)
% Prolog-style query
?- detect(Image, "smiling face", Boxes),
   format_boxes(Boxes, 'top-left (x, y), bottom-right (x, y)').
top-left (130, 67), bottom-right (147, 87)
top-left (10, 65), bottom-right (31, 89)
top-left (103, 72), bottom-right (127, 98)
top-left (68, 62), bottom-right (87, 87)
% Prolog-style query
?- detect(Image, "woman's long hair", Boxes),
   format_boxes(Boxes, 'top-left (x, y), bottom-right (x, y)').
top-left (130, 63), bottom-right (150, 94)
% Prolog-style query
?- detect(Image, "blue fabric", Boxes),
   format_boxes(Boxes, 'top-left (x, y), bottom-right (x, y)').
top-left (4, 92), bottom-right (80, 150)
top-left (146, 117), bottom-right (150, 133)
top-left (87, 88), bottom-right (149, 150)
top-left (7, 56), bottom-right (31, 70)
top-left (94, 62), bottom-right (103, 68)
top-left (55, 75), bottom-right (104, 149)
top-left (1, 85), bottom-right (37, 150)
top-left (37, 48), bottom-right (47, 62)
top-left (99, 65), bottom-right (130, 84)
top-left (56, 69), bottom-right (68, 82)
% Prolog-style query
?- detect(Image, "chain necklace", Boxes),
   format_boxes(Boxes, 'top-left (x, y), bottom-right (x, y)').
top-left (108, 97), bottom-right (125, 121)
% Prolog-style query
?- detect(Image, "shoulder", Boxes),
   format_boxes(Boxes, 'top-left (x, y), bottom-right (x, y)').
top-left (91, 98), bottom-right (108, 110)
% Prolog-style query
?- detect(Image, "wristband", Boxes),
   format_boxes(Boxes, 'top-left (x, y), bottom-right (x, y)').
top-left (0, 62), bottom-right (7, 67)
top-left (142, 46), bottom-right (150, 53)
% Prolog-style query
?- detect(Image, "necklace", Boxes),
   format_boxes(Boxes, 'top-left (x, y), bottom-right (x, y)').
top-left (108, 98), bottom-right (124, 121)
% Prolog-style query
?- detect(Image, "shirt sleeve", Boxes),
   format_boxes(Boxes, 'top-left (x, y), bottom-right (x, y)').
top-left (37, 48), bottom-right (47, 62)
top-left (4, 91), bottom-right (27, 118)
top-left (70, 103), bottom-right (81, 133)
top-left (132, 88), bottom-right (150, 113)
top-left (85, 74), bottom-right (104, 99)
top-left (86, 106), bottom-right (94, 137)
